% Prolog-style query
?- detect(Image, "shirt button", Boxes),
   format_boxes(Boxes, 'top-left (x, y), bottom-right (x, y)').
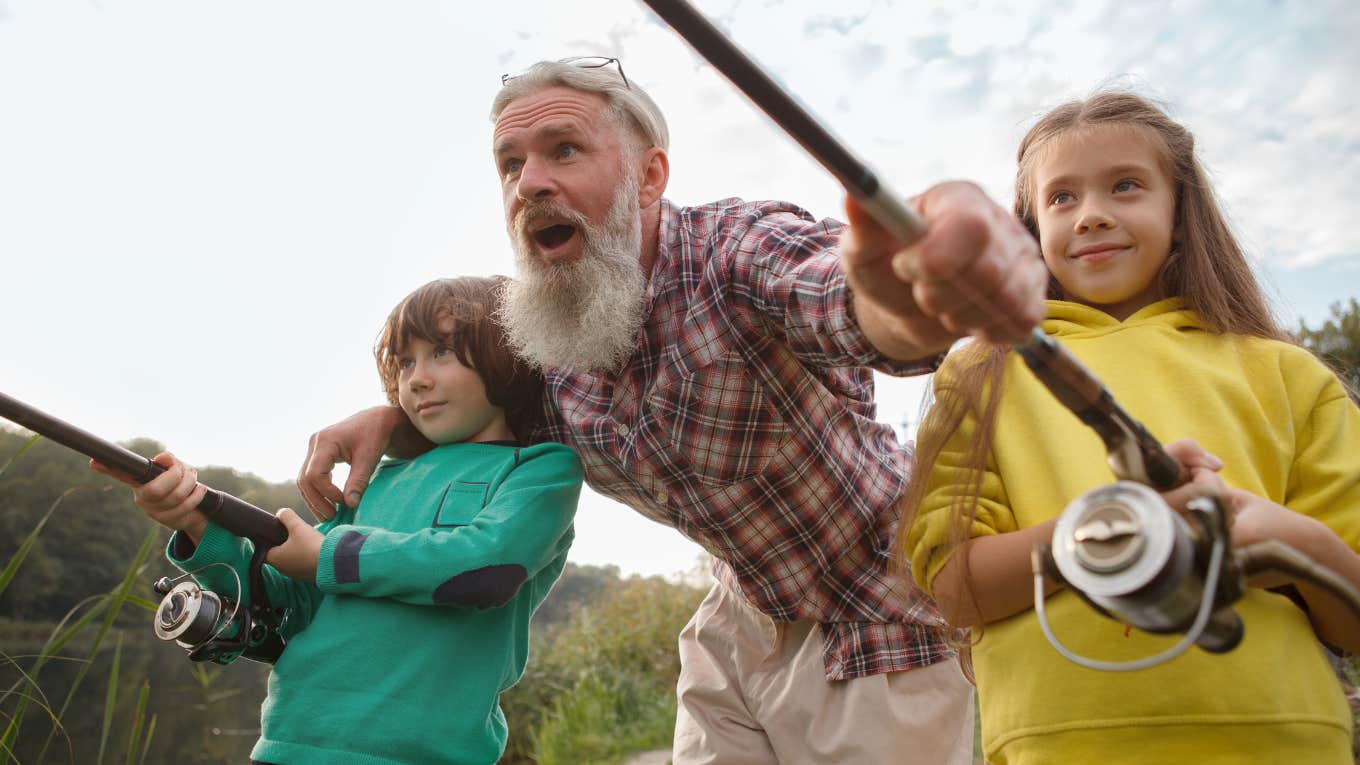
top-left (655, 491), bottom-right (668, 505)
top-left (616, 423), bottom-right (630, 437)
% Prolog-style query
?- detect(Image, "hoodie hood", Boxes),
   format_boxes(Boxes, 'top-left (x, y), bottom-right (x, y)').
top-left (1042, 298), bottom-right (1206, 339)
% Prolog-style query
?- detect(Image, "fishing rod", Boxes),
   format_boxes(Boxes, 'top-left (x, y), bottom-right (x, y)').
top-left (638, 0), bottom-right (1183, 490)
top-left (0, 391), bottom-right (287, 546)
top-left (0, 390), bottom-right (290, 664)
top-left (638, 0), bottom-right (1360, 664)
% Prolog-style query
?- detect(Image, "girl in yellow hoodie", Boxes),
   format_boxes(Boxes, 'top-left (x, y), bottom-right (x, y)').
top-left (901, 92), bottom-right (1360, 764)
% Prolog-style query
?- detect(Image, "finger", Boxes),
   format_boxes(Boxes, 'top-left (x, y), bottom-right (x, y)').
top-left (1162, 439), bottom-right (1224, 471)
top-left (275, 507), bottom-right (304, 528)
top-left (171, 482), bottom-right (209, 518)
top-left (1160, 466), bottom-right (1226, 511)
top-left (136, 455), bottom-right (188, 504)
top-left (842, 195), bottom-right (904, 269)
top-left (299, 433), bottom-right (345, 517)
top-left (342, 440), bottom-right (383, 508)
top-left (297, 470), bottom-right (337, 521)
top-left (158, 466), bottom-right (202, 511)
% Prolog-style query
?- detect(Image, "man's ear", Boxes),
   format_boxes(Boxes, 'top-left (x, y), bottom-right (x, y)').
top-left (637, 147), bottom-right (669, 209)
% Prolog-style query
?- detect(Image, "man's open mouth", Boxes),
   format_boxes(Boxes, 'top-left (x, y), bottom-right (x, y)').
top-left (533, 224), bottom-right (577, 249)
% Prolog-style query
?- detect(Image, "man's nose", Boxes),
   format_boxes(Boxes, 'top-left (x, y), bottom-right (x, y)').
top-left (515, 155), bottom-right (558, 203)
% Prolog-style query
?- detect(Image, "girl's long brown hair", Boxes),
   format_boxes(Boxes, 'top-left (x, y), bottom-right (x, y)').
top-left (895, 91), bottom-right (1292, 635)
top-left (375, 277), bottom-right (546, 443)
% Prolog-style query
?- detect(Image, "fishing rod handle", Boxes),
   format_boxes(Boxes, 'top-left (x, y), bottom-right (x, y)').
top-left (0, 391), bottom-right (288, 547)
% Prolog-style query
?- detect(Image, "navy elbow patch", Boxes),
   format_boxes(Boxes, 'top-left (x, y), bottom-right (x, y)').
top-left (433, 564), bottom-right (528, 608)
top-left (333, 531), bottom-right (368, 584)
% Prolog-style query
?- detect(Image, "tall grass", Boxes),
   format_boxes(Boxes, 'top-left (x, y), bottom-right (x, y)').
top-left (0, 437), bottom-right (164, 765)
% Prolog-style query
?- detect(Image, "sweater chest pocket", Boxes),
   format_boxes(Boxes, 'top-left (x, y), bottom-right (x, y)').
top-left (432, 481), bottom-right (488, 527)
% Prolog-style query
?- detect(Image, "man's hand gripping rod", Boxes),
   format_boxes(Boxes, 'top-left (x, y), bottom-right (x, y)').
top-left (0, 391), bottom-right (288, 547)
top-left (639, 0), bottom-right (1183, 489)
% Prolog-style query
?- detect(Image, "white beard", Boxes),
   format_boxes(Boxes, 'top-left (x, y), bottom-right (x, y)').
top-left (500, 174), bottom-right (646, 373)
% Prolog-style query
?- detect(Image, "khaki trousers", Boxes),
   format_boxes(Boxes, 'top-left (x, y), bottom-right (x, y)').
top-left (673, 581), bottom-right (974, 765)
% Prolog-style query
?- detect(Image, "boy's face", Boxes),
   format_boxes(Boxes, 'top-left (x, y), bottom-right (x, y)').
top-left (396, 333), bottom-right (512, 445)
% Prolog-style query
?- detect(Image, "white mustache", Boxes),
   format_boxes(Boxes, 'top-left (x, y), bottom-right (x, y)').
top-left (515, 201), bottom-right (590, 241)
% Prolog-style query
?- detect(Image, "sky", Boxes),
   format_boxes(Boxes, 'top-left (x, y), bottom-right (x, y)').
top-left (1, 0), bottom-right (1357, 579)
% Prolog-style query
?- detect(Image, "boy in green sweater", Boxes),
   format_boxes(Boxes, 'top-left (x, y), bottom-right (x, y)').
top-left (94, 277), bottom-right (583, 765)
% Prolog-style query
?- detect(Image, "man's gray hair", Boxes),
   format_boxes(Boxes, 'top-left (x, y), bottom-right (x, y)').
top-left (491, 60), bottom-right (669, 152)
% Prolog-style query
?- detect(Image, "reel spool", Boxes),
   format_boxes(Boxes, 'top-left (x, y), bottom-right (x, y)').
top-left (152, 577), bottom-right (285, 665)
top-left (1035, 482), bottom-right (1244, 670)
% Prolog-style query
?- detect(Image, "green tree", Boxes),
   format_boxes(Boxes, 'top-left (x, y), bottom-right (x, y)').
top-left (1298, 298), bottom-right (1360, 401)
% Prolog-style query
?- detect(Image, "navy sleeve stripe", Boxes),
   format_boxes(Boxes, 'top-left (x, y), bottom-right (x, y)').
top-left (333, 530), bottom-right (367, 584)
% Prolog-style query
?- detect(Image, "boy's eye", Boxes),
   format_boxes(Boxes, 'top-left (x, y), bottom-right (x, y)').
top-left (1113, 179), bottom-right (1138, 193)
top-left (397, 357), bottom-right (415, 371)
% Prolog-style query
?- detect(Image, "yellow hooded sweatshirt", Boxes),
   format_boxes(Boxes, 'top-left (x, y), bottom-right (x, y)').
top-left (908, 299), bottom-right (1359, 765)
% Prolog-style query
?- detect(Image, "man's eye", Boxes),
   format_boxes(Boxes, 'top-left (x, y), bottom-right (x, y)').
top-left (502, 158), bottom-right (523, 176)
top-left (556, 144), bottom-right (577, 159)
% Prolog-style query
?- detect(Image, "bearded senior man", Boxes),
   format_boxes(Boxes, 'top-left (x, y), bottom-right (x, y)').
top-left (299, 59), bottom-right (1046, 764)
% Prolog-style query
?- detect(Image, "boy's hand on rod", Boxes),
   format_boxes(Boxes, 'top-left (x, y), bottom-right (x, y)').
top-left (92, 451), bottom-right (209, 543)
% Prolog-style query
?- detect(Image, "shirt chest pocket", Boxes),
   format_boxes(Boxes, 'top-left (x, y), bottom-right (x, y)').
top-left (645, 350), bottom-right (789, 488)
top-left (432, 481), bottom-right (488, 527)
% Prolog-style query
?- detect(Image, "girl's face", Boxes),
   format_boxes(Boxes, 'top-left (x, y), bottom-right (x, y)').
top-left (396, 330), bottom-right (512, 445)
top-left (1032, 124), bottom-right (1177, 320)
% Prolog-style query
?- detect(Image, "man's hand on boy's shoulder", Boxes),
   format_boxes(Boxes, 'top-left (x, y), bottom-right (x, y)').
top-left (299, 405), bottom-right (430, 519)
top-left (265, 508), bottom-right (324, 582)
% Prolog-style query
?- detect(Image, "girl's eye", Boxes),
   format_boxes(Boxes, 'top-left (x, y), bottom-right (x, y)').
top-left (1050, 191), bottom-right (1074, 206)
top-left (434, 346), bottom-right (455, 358)
top-left (398, 358), bottom-right (415, 371)
top-left (1113, 179), bottom-right (1138, 193)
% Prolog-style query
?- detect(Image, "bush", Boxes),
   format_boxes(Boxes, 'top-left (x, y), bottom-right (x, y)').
top-left (500, 573), bottom-right (706, 763)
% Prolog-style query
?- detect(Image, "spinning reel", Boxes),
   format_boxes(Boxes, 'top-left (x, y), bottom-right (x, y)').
top-left (1034, 481), bottom-right (1360, 671)
top-left (151, 545), bottom-right (288, 665)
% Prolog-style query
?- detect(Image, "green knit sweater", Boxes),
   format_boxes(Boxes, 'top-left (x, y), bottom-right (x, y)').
top-left (168, 441), bottom-right (582, 765)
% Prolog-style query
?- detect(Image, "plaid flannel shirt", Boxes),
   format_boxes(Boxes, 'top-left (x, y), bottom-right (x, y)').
top-left (534, 198), bottom-right (951, 680)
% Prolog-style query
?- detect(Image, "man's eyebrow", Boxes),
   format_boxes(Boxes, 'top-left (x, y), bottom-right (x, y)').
top-left (493, 122), bottom-right (583, 156)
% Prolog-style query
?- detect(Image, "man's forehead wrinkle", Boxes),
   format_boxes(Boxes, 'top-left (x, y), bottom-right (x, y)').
top-left (493, 90), bottom-right (608, 144)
